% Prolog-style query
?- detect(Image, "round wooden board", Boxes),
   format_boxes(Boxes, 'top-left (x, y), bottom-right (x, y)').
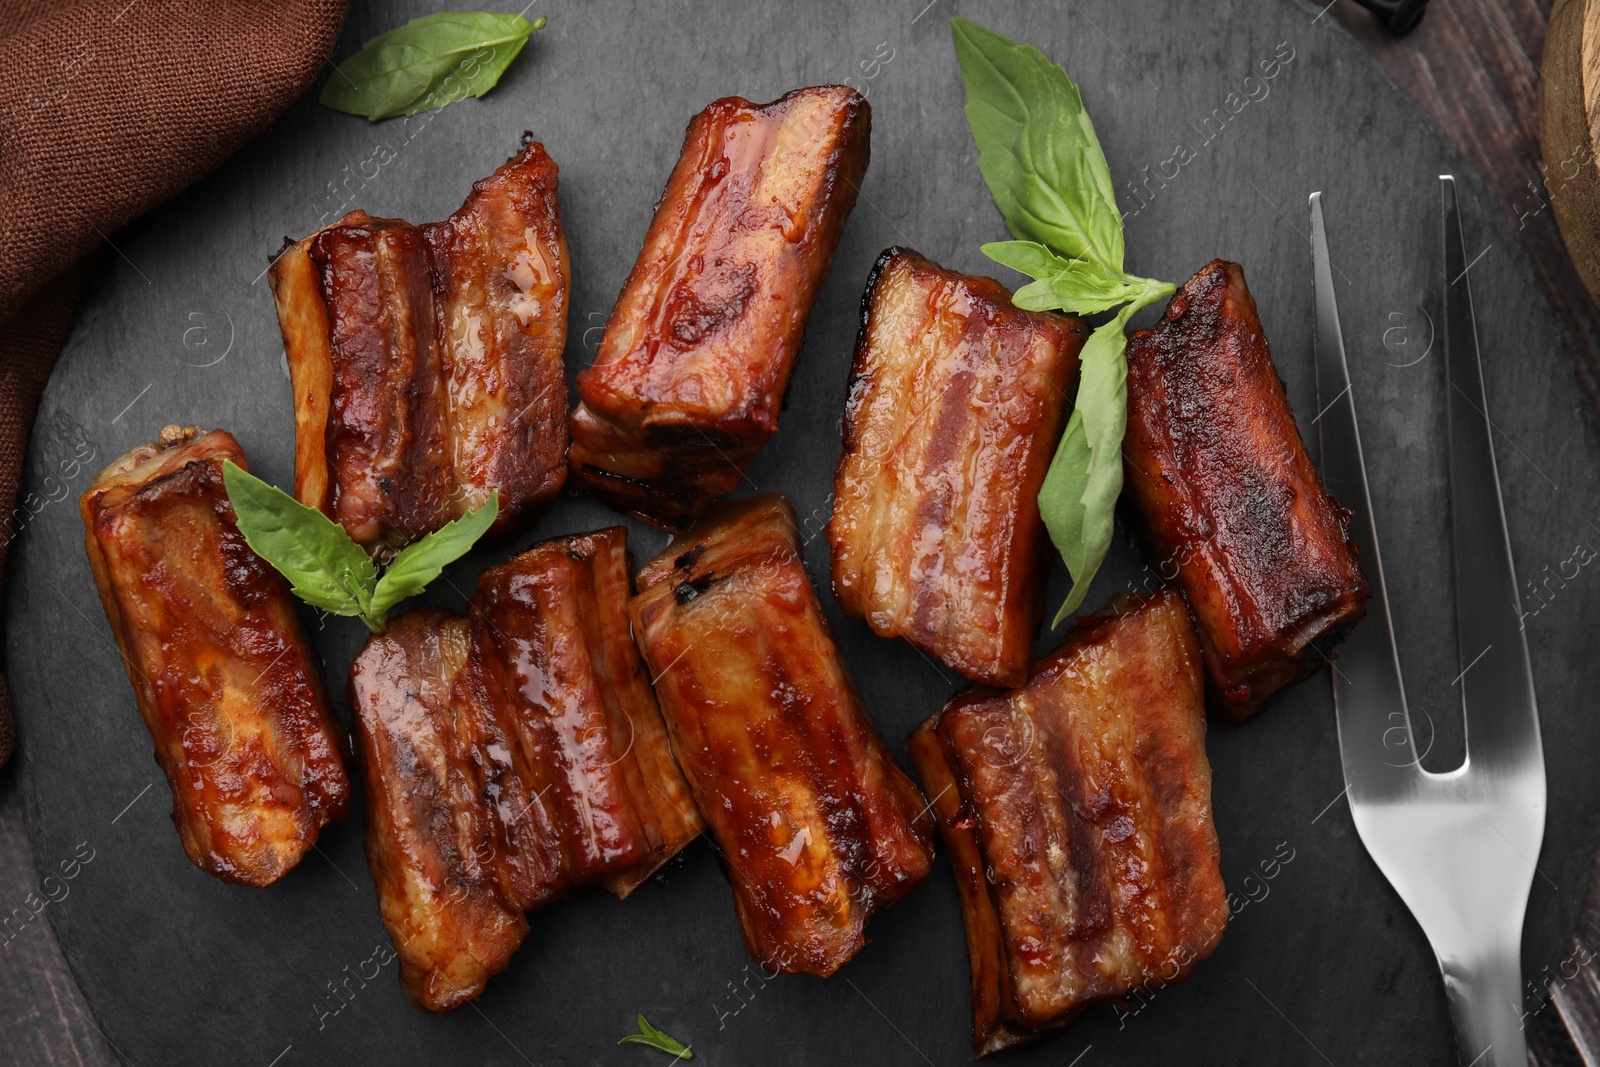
top-left (1544, 0), bottom-right (1600, 309)
top-left (10, 1), bottom-right (1600, 1063)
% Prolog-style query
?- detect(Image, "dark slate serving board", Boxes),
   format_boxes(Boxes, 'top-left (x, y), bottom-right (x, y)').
top-left (10, 1), bottom-right (1600, 1063)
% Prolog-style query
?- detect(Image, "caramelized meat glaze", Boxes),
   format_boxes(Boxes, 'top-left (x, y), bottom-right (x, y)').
top-left (270, 141), bottom-right (570, 554)
top-left (909, 591), bottom-right (1227, 1055)
top-left (631, 494), bottom-right (934, 976)
top-left (310, 214), bottom-right (456, 550)
top-left (80, 426), bottom-right (349, 886)
top-left (425, 144), bottom-right (571, 530)
top-left (464, 528), bottom-right (703, 903)
top-left (350, 527), bottom-right (700, 1010)
top-left (351, 609), bottom-right (528, 1012)
top-left (1123, 260), bottom-right (1369, 719)
top-left (569, 86), bottom-right (870, 529)
top-left (829, 248), bottom-right (1086, 687)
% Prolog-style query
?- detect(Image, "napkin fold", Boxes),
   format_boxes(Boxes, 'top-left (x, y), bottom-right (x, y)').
top-left (0, 0), bottom-right (350, 767)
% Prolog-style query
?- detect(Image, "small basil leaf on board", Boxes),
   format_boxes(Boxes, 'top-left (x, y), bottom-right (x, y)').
top-left (1039, 284), bottom-right (1173, 626)
top-left (221, 460), bottom-right (377, 622)
top-left (320, 12), bottom-right (546, 122)
top-left (368, 491), bottom-right (498, 619)
top-left (618, 1014), bottom-right (693, 1059)
top-left (952, 17), bottom-right (1124, 277)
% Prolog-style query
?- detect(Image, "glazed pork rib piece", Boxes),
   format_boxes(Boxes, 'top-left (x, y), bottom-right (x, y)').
top-left (1123, 259), bottom-right (1370, 720)
top-left (569, 86), bottom-right (871, 529)
top-left (308, 213), bottom-right (456, 550)
top-left (80, 426), bottom-right (349, 886)
top-left (350, 528), bottom-right (701, 1010)
top-left (909, 591), bottom-right (1227, 1056)
top-left (463, 527), bottom-right (704, 904)
top-left (828, 248), bottom-right (1087, 687)
top-left (351, 608), bottom-right (528, 1012)
top-left (269, 141), bottom-right (570, 553)
top-left (424, 143), bottom-right (571, 528)
top-left (631, 494), bottom-right (934, 976)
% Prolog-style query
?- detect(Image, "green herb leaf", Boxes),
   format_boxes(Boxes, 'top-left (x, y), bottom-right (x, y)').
top-left (954, 18), bottom-right (1176, 626)
top-left (369, 491), bottom-right (498, 619)
top-left (618, 1014), bottom-right (692, 1059)
top-left (953, 17), bottom-right (1124, 278)
top-left (221, 460), bottom-right (377, 622)
top-left (1038, 284), bottom-right (1173, 626)
top-left (983, 240), bottom-right (1138, 314)
top-left (222, 462), bottom-right (496, 633)
top-left (320, 12), bottom-right (546, 121)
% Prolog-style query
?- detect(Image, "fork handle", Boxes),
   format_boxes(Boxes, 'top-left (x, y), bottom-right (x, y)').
top-left (1439, 944), bottom-right (1526, 1066)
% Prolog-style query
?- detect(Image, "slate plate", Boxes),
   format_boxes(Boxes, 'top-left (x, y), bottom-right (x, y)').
top-left (9, 1), bottom-right (1599, 1063)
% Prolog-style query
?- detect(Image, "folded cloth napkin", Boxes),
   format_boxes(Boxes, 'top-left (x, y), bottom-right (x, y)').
top-left (0, 0), bottom-right (349, 767)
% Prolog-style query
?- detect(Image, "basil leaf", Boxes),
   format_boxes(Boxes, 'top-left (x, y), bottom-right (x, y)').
top-left (223, 463), bottom-right (498, 632)
top-left (956, 18), bottom-right (1177, 626)
top-left (1039, 283), bottom-right (1173, 626)
top-left (1012, 275), bottom-right (1131, 315)
top-left (984, 241), bottom-right (1139, 314)
top-left (368, 491), bottom-right (498, 619)
top-left (953, 17), bottom-right (1124, 278)
top-left (618, 1014), bottom-right (693, 1059)
top-left (221, 460), bottom-right (377, 622)
top-left (321, 12), bottom-right (545, 121)
top-left (980, 239), bottom-right (1074, 280)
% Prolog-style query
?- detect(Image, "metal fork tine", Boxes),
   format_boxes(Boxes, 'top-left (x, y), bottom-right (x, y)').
top-left (1309, 192), bottom-right (1417, 789)
top-left (1439, 175), bottom-right (1543, 773)
top-left (1312, 185), bottom-right (1546, 1067)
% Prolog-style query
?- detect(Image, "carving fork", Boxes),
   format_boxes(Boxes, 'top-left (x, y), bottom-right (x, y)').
top-left (1310, 178), bottom-right (1546, 1066)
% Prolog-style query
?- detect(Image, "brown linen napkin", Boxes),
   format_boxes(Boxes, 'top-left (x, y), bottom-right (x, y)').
top-left (0, 0), bottom-right (350, 767)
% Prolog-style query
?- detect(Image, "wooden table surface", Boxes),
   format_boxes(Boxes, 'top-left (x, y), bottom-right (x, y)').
top-left (0, 2), bottom-right (1589, 1063)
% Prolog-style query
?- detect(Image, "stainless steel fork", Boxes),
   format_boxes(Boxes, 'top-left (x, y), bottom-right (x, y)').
top-left (1310, 178), bottom-right (1547, 1066)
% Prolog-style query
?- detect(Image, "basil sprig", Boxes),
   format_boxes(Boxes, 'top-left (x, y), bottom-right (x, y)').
top-left (222, 460), bottom-right (496, 634)
top-left (617, 1014), bottom-right (693, 1059)
top-left (320, 12), bottom-right (546, 121)
top-left (953, 17), bottom-right (1174, 626)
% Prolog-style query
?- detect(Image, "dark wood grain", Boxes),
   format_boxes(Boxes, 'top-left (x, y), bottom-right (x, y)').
top-left (0, 773), bottom-right (119, 1067)
top-left (1333, 0), bottom-right (1600, 408)
top-left (2, 2), bottom-right (1594, 1063)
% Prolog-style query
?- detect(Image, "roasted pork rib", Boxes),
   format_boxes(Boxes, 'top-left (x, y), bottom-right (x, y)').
top-left (311, 214), bottom-right (456, 550)
top-left (270, 141), bottom-right (570, 553)
top-left (828, 247), bottom-right (1086, 687)
top-left (350, 527), bottom-right (701, 1010)
top-left (465, 527), bottom-right (703, 904)
top-left (631, 494), bottom-right (934, 975)
top-left (351, 609), bottom-right (529, 1012)
top-left (569, 86), bottom-right (870, 529)
top-left (909, 591), bottom-right (1227, 1056)
top-left (1123, 259), bottom-right (1370, 719)
top-left (425, 144), bottom-right (570, 527)
top-left (80, 426), bottom-right (349, 886)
